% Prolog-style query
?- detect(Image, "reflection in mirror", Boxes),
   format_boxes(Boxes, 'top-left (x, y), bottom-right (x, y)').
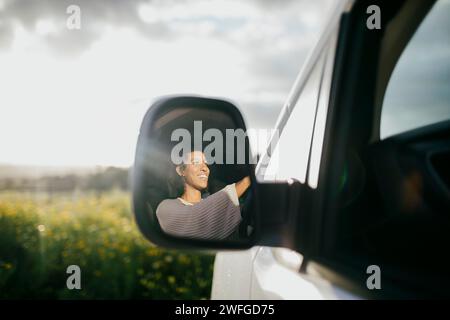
top-left (133, 96), bottom-right (256, 246)
top-left (156, 150), bottom-right (251, 241)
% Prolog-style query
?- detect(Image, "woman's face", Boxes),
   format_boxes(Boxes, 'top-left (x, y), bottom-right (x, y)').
top-left (179, 151), bottom-right (210, 191)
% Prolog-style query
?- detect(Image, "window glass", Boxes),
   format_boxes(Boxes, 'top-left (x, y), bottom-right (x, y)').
top-left (256, 28), bottom-right (338, 188)
top-left (257, 51), bottom-right (325, 183)
top-left (381, 0), bottom-right (450, 139)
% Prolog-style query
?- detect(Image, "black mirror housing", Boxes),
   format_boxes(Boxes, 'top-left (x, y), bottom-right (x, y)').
top-left (132, 95), bottom-right (260, 250)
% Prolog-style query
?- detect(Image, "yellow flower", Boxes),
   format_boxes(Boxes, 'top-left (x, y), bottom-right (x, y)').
top-left (2, 263), bottom-right (13, 270)
top-left (168, 276), bottom-right (176, 284)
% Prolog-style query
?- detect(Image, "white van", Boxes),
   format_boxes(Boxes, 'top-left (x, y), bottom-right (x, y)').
top-left (133, 0), bottom-right (450, 299)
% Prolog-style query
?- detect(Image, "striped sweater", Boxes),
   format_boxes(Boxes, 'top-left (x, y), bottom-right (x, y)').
top-left (156, 184), bottom-right (242, 240)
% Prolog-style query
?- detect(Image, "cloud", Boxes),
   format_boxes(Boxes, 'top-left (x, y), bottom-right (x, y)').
top-left (0, 0), bottom-right (337, 166)
top-left (0, 0), bottom-right (335, 96)
top-left (0, 0), bottom-right (333, 53)
top-left (0, 0), bottom-right (174, 55)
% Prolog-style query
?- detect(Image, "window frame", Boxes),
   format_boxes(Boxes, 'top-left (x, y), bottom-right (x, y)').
top-left (255, 1), bottom-right (344, 189)
top-left (304, 0), bottom-right (438, 299)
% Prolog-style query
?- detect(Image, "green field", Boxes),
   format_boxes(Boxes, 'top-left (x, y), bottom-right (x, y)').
top-left (0, 191), bottom-right (214, 299)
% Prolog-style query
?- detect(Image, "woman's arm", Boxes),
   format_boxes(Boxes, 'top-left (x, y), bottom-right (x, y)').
top-left (156, 177), bottom-right (251, 240)
top-left (235, 176), bottom-right (251, 198)
top-left (156, 191), bottom-right (242, 240)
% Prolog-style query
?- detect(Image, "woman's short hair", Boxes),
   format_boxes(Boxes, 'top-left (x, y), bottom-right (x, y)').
top-left (166, 150), bottom-right (209, 198)
top-left (167, 161), bottom-right (185, 198)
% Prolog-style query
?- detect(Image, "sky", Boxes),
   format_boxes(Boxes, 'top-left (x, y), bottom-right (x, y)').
top-left (381, 0), bottom-right (450, 138)
top-left (0, 0), bottom-right (448, 168)
top-left (0, 0), bottom-right (334, 167)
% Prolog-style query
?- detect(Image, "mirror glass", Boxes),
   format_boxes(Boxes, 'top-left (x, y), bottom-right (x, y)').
top-left (133, 97), bottom-right (256, 245)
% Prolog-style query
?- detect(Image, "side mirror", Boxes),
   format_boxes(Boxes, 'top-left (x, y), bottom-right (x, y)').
top-left (132, 96), bottom-right (259, 249)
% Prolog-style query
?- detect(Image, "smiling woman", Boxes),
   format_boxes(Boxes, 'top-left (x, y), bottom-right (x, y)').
top-left (132, 96), bottom-right (257, 247)
top-left (156, 150), bottom-right (251, 240)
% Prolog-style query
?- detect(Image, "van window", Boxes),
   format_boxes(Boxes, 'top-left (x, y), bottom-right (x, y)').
top-left (256, 31), bottom-right (337, 189)
top-left (380, 0), bottom-right (450, 139)
top-left (257, 51), bottom-right (325, 183)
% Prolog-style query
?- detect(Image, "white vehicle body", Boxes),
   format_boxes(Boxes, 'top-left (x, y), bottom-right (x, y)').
top-left (212, 247), bottom-right (360, 299)
top-left (211, 0), bottom-right (358, 300)
top-left (131, 0), bottom-right (449, 299)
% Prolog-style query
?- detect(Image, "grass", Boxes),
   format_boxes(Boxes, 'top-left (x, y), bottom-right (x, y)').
top-left (0, 191), bottom-right (215, 299)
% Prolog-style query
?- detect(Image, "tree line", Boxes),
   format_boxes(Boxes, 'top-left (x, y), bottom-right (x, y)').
top-left (0, 167), bottom-right (130, 193)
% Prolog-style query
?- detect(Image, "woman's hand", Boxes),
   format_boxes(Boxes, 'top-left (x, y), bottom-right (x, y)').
top-left (235, 176), bottom-right (251, 198)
